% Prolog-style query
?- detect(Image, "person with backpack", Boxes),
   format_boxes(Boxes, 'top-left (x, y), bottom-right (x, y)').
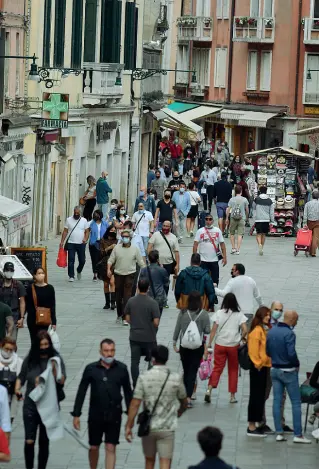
top-left (139, 250), bottom-right (169, 317)
top-left (226, 185), bottom-right (249, 255)
top-left (0, 262), bottom-right (26, 340)
top-left (173, 291), bottom-right (211, 408)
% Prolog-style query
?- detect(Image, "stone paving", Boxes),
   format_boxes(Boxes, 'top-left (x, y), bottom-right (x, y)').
top-left (7, 217), bottom-right (319, 469)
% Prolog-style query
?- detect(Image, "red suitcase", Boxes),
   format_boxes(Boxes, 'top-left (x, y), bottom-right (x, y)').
top-left (294, 228), bottom-right (312, 256)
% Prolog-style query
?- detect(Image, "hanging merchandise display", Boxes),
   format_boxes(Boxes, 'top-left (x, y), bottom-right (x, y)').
top-left (245, 147), bottom-right (313, 238)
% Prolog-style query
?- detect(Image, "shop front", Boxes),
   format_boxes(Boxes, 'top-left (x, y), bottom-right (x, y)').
top-left (0, 195), bottom-right (31, 247)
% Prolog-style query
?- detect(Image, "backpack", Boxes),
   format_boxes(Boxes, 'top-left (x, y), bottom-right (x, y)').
top-left (231, 204), bottom-right (242, 221)
top-left (238, 343), bottom-right (252, 370)
top-left (181, 311), bottom-right (203, 350)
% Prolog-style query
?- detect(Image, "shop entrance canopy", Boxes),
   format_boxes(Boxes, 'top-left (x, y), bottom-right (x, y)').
top-left (221, 110), bottom-right (279, 128)
top-left (0, 195), bottom-right (31, 236)
top-left (244, 147), bottom-right (314, 160)
top-left (159, 108), bottom-right (205, 140)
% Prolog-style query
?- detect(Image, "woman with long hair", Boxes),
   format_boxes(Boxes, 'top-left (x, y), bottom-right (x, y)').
top-left (25, 268), bottom-right (56, 343)
top-left (15, 330), bottom-right (66, 469)
top-left (204, 293), bottom-right (248, 404)
top-left (88, 209), bottom-right (109, 282)
top-left (186, 182), bottom-right (201, 237)
top-left (97, 225), bottom-right (117, 310)
top-left (173, 291), bottom-right (211, 408)
top-left (0, 337), bottom-right (23, 424)
top-left (247, 306), bottom-right (271, 437)
top-left (230, 155), bottom-right (243, 185)
top-left (82, 175), bottom-right (96, 221)
top-left (113, 202), bottom-right (130, 238)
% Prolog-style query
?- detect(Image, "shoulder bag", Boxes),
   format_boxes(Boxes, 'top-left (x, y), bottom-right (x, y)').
top-left (137, 371), bottom-right (170, 437)
top-left (205, 228), bottom-right (223, 262)
top-left (159, 231), bottom-right (177, 269)
top-left (32, 284), bottom-right (52, 326)
top-left (64, 217), bottom-right (82, 250)
top-left (133, 213), bottom-right (145, 232)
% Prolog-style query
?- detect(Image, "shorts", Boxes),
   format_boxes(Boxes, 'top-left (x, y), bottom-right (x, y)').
top-left (229, 218), bottom-right (245, 236)
top-left (216, 202), bottom-right (228, 219)
top-left (187, 205), bottom-right (198, 219)
top-left (255, 222), bottom-right (270, 235)
top-left (88, 418), bottom-right (121, 446)
top-left (142, 431), bottom-right (175, 459)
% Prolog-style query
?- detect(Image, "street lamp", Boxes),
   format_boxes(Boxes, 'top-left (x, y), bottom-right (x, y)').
top-left (132, 67), bottom-right (197, 82)
top-left (0, 53), bottom-right (40, 81)
top-left (306, 69), bottom-right (319, 80)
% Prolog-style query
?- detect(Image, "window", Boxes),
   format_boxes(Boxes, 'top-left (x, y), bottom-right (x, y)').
top-left (101, 0), bottom-right (122, 64)
top-left (124, 1), bottom-right (138, 69)
top-left (43, 0), bottom-right (52, 67)
top-left (143, 51), bottom-right (161, 69)
top-left (71, 0), bottom-right (84, 68)
top-left (214, 48), bottom-right (227, 88)
top-left (247, 50), bottom-right (258, 90)
top-left (263, 0), bottom-right (273, 17)
top-left (250, 0), bottom-right (260, 17)
top-left (4, 32), bottom-right (9, 96)
top-left (193, 48), bottom-right (211, 86)
top-left (176, 45), bottom-right (189, 83)
top-left (84, 0), bottom-right (97, 62)
top-left (313, 0), bottom-right (319, 18)
top-left (260, 51), bottom-right (272, 91)
top-left (16, 33), bottom-right (20, 95)
top-left (305, 54), bottom-right (319, 103)
top-left (196, 0), bottom-right (211, 17)
top-left (216, 0), bottom-right (229, 19)
top-left (53, 0), bottom-right (66, 68)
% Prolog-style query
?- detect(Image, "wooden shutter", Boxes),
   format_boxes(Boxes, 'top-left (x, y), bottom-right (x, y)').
top-left (214, 48), bottom-right (220, 86)
top-left (84, 0), bottom-right (97, 62)
top-left (53, 0), bottom-right (66, 68)
top-left (124, 1), bottom-right (138, 70)
top-left (100, 0), bottom-right (122, 64)
top-left (43, 0), bottom-right (52, 67)
top-left (218, 48), bottom-right (227, 88)
top-left (250, 0), bottom-right (260, 17)
top-left (216, 0), bottom-right (222, 19)
top-left (247, 51), bottom-right (257, 90)
top-left (223, 0), bottom-right (229, 19)
top-left (71, 0), bottom-right (84, 68)
top-left (260, 51), bottom-right (272, 91)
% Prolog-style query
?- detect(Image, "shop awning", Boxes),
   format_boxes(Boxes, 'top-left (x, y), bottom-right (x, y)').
top-left (152, 110), bottom-right (168, 121)
top-left (221, 109), bottom-right (278, 128)
top-left (161, 108), bottom-right (204, 135)
top-left (294, 125), bottom-right (319, 136)
top-left (220, 109), bottom-right (245, 121)
top-left (244, 147), bottom-right (314, 159)
top-left (0, 195), bottom-right (31, 235)
top-left (180, 106), bottom-right (222, 122)
top-left (166, 102), bottom-right (199, 114)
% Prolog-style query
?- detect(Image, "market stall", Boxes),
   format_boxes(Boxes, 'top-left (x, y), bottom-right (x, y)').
top-left (0, 195), bottom-right (31, 246)
top-left (244, 147), bottom-right (314, 237)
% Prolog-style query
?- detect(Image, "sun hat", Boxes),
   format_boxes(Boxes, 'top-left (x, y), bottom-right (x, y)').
top-left (276, 197), bottom-right (285, 208)
top-left (284, 195), bottom-right (295, 209)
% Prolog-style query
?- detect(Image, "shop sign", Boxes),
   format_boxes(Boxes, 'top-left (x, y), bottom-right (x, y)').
top-left (7, 211), bottom-right (30, 235)
top-left (96, 121), bottom-right (117, 142)
top-left (304, 107), bottom-right (319, 115)
top-left (42, 93), bottom-right (69, 129)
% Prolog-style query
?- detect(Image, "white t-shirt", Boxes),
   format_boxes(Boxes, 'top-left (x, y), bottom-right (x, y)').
top-left (194, 226), bottom-right (224, 262)
top-left (188, 190), bottom-right (200, 206)
top-left (214, 309), bottom-right (247, 347)
top-left (215, 275), bottom-right (262, 316)
top-left (131, 210), bottom-right (154, 236)
top-left (64, 216), bottom-right (89, 244)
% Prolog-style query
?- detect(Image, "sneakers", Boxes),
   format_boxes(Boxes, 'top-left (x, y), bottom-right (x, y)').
top-left (231, 248), bottom-right (237, 254)
top-left (68, 277), bottom-right (74, 282)
top-left (116, 317), bottom-right (122, 324)
top-left (235, 250), bottom-right (240, 255)
top-left (259, 244), bottom-right (263, 256)
top-left (122, 320), bottom-right (129, 326)
top-left (186, 233), bottom-right (191, 238)
top-left (190, 231), bottom-right (194, 237)
top-left (247, 427), bottom-right (267, 438)
top-left (259, 424), bottom-right (275, 435)
top-left (77, 272), bottom-right (82, 280)
top-left (293, 436), bottom-right (312, 444)
top-left (191, 392), bottom-right (197, 401)
top-left (276, 434), bottom-right (287, 442)
top-left (204, 391), bottom-right (211, 403)
top-left (93, 276), bottom-right (98, 282)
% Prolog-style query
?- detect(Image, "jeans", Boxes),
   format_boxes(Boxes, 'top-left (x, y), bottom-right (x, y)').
top-left (67, 243), bottom-right (86, 279)
top-left (98, 203), bottom-right (108, 219)
top-left (176, 212), bottom-right (186, 239)
top-left (141, 236), bottom-right (149, 252)
top-left (179, 345), bottom-right (204, 398)
top-left (202, 185), bottom-right (214, 211)
top-left (200, 261), bottom-right (219, 285)
top-left (271, 368), bottom-right (302, 436)
top-left (130, 340), bottom-right (155, 387)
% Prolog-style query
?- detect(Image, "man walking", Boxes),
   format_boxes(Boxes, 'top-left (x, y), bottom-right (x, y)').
top-left (200, 161), bottom-right (217, 212)
top-left (96, 171), bottom-right (112, 218)
top-left (172, 182), bottom-right (191, 243)
top-left (60, 206), bottom-right (90, 282)
top-left (226, 185), bottom-right (249, 255)
top-left (147, 163), bottom-right (156, 189)
top-left (254, 186), bottom-right (275, 256)
top-left (266, 311), bottom-right (311, 444)
top-left (151, 170), bottom-right (167, 201)
top-left (134, 186), bottom-right (156, 216)
top-left (193, 214), bottom-right (227, 287)
top-left (213, 171), bottom-right (232, 235)
top-left (304, 189), bottom-right (319, 257)
top-left (125, 345), bottom-right (187, 469)
top-left (139, 250), bottom-right (169, 315)
top-left (132, 202), bottom-right (154, 252)
top-left (72, 338), bottom-right (132, 469)
top-left (0, 262), bottom-right (26, 338)
top-left (167, 170), bottom-right (184, 196)
top-left (175, 253), bottom-right (215, 311)
top-left (108, 228), bottom-right (145, 324)
top-left (124, 278), bottom-right (160, 387)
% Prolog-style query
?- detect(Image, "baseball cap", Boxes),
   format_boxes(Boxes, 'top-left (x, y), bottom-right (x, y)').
top-left (3, 262), bottom-right (14, 272)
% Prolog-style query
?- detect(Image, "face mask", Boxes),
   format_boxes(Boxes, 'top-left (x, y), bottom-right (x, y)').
top-left (150, 194), bottom-right (155, 198)
top-left (272, 310), bottom-right (282, 321)
top-left (180, 188), bottom-right (185, 193)
top-left (174, 139), bottom-right (178, 144)
top-left (108, 232), bottom-right (117, 239)
top-left (139, 191), bottom-right (144, 197)
top-left (205, 224), bottom-right (213, 229)
top-left (74, 214), bottom-right (80, 220)
top-left (100, 355), bottom-right (115, 365)
top-left (122, 237), bottom-right (130, 244)
top-left (111, 204), bottom-right (116, 210)
top-left (120, 209), bottom-right (126, 215)
top-left (1, 350), bottom-right (12, 359)
top-left (3, 271), bottom-right (13, 279)
top-left (138, 209), bottom-right (144, 214)
top-left (162, 228), bottom-right (170, 234)
top-left (231, 271), bottom-right (235, 278)
top-left (40, 347), bottom-right (50, 356)
top-left (164, 194), bottom-right (170, 200)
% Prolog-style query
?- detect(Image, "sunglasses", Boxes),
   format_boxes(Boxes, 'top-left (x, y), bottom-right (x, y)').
top-left (205, 217), bottom-right (213, 221)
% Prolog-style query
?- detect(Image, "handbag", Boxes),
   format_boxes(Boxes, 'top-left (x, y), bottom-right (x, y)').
top-left (32, 284), bottom-right (52, 326)
top-left (159, 231), bottom-right (177, 269)
top-left (300, 379), bottom-right (319, 403)
top-left (56, 247), bottom-right (68, 268)
top-left (64, 217), bottom-right (82, 250)
top-left (0, 367), bottom-right (17, 396)
top-left (137, 371), bottom-right (170, 437)
top-left (238, 343), bottom-right (252, 370)
top-left (205, 228), bottom-right (223, 262)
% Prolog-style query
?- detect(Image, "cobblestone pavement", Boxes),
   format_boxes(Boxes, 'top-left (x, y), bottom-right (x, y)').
top-left (7, 219), bottom-right (319, 469)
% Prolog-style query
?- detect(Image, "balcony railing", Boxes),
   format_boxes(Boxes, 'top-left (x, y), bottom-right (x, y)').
top-left (304, 18), bottom-right (319, 44)
top-left (190, 81), bottom-right (207, 97)
top-left (82, 63), bottom-right (123, 107)
top-left (233, 17), bottom-right (275, 43)
top-left (177, 16), bottom-right (213, 42)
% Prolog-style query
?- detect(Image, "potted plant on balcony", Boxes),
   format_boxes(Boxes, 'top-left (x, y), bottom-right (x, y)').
top-left (247, 17), bottom-right (257, 27)
top-left (157, 18), bottom-right (169, 32)
top-left (177, 16), bottom-right (197, 27)
top-left (313, 19), bottom-right (319, 29)
top-left (235, 17), bottom-right (248, 27)
top-left (203, 17), bottom-right (212, 28)
top-left (264, 18), bottom-right (273, 29)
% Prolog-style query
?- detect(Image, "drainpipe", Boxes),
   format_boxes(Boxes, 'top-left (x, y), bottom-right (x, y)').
top-left (294, 0), bottom-right (303, 114)
top-left (226, 0), bottom-right (236, 103)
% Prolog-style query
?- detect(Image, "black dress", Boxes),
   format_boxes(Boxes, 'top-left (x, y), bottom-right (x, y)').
top-left (26, 284), bottom-right (56, 342)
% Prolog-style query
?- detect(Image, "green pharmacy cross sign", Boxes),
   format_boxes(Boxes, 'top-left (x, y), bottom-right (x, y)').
top-left (41, 93), bottom-right (69, 129)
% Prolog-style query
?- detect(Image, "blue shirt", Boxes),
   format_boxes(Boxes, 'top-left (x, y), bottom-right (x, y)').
top-left (266, 322), bottom-right (300, 369)
top-left (147, 171), bottom-right (156, 188)
top-left (172, 191), bottom-right (191, 216)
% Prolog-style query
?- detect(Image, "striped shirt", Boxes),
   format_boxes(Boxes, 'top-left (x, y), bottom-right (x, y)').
top-left (304, 200), bottom-right (319, 223)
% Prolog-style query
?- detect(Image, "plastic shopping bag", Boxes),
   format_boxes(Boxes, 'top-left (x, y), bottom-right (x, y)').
top-left (48, 326), bottom-right (61, 352)
top-left (56, 247), bottom-right (67, 268)
top-left (198, 355), bottom-right (213, 381)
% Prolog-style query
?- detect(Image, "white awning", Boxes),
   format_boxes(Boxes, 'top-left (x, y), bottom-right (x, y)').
top-left (152, 110), bottom-right (168, 121)
top-left (0, 195), bottom-right (31, 235)
top-left (221, 109), bottom-right (278, 128)
top-left (161, 108), bottom-right (203, 134)
top-left (181, 106), bottom-right (222, 122)
top-left (220, 109), bottom-right (244, 121)
top-left (294, 125), bottom-right (319, 136)
top-left (244, 146), bottom-right (314, 159)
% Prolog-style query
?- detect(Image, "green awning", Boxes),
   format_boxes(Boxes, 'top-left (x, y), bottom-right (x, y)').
top-left (166, 102), bottom-right (199, 114)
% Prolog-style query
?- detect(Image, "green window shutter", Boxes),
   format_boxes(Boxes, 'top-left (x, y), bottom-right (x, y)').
top-left (100, 0), bottom-right (122, 63)
top-left (71, 0), bottom-right (84, 68)
top-left (124, 2), bottom-right (138, 70)
top-left (53, 0), bottom-right (66, 68)
top-left (43, 0), bottom-right (52, 67)
top-left (84, 0), bottom-right (97, 62)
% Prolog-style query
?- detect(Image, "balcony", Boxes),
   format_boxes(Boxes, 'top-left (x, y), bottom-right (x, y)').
top-left (177, 16), bottom-right (213, 43)
top-left (82, 63), bottom-right (123, 107)
top-left (190, 82), bottom-right (207, 97)
top-left (304, 18), bottom-right (319, 45)
top-left (233, 17), bottom-right (275, 43)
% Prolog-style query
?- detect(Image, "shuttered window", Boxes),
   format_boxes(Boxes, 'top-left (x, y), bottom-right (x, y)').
top-left (71, 0), bottom-right (84, 68)
top-left (124, 1), bottom-right (138, 69)
top-left (196, 0), bottom-right (211, 17)
top-left (176, 45), bottom-right (189, 84)
top-left (246, 50), bottom-right (258, 90)
top-left (101, 0), bottom-right (122, 64)
top-left (53, 0), bottom-right (66, 68)
top-left (216, 0), bottom-right (229, 19)
top-left (260, 51), bottom-right (272, 91)
top-left (214, 48), bottom-right (227, 87)
top-left (193, 48), bottom-right (210, 86)
top-left (250, 0), bottom-right (260, 17)
top-left (43, 0), bottom-right (52, 67)
top-left (84, 0), bottom-right (97, 62)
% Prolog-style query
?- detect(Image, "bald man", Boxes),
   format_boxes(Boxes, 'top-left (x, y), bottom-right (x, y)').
top-left (266, 310), bottom-right (311, 444)
top-left (96, 171), bottom-right (112, 218)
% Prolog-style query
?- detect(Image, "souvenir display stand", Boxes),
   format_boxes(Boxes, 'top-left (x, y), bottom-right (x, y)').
top-left (245, 147), bottom-right (313, 237)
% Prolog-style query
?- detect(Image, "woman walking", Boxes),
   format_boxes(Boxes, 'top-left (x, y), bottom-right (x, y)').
top-left (88, 209), bottom-right (108, 281)
top-left (204, 293), bottom-right (247, 404)
top-left (186, 182), bottom-right (201, 237)
top-left (15, 330), bottom-right (66, 469)
top-left (247, 306), bottom-right (271, 437)
top-left (113, 203), bottom-right (130, 238)
top-left (0, 337), bottom-right (23, 424)
top-left (97, 226), bottom-right (117, 310)
top-left (82, 175), bottom-right (96, 221)
top-left (173, 291), bottom-right (210, 408)
top-left (25, 268), bottom-right (56, 343)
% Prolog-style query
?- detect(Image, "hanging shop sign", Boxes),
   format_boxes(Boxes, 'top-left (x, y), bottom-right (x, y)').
top-left (304, 107), bottom-right (319, 115)
top-left (42, 93), bottom-right (69, 129)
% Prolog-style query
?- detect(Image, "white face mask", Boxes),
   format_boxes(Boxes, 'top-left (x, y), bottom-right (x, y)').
top-left (3, 272), bottom-right (13, 280)
top-left (1, 349), bottom-right (12, 360)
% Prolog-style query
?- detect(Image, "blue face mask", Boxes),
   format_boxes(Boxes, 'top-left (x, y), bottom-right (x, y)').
top-left (122, 237), bottom-right (130, 244)
top-left (138, 209), bottom-right (144, 214)
top-left (180, 187), bottom-right (185, 193)
top-left (272, 310), bottom-right (282, 321)
top-left (100, 355), bottom-right (114, 365)
top-left (139, 191), bottom-right (144, 197)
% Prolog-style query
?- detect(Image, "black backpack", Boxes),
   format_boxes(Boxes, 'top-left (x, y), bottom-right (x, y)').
top-left (238, 343), bottom-right (252, 370)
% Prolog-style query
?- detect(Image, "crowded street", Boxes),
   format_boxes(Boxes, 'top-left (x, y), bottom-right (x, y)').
top-left (6, 223), bottom-right (319, 469)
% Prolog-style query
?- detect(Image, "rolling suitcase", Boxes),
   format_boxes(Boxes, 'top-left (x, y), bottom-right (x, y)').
top-left (294, 228), bottom-right (312, 256)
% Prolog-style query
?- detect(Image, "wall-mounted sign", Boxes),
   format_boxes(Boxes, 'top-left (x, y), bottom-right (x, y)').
top-left (7, 211), bottom-right (31, 235)
top-left (96, 121), bottom-right (118, 142)
top-left (42, 93), bottom-right (69, 129)
top-left (304, 107), bottom-right (319, 115)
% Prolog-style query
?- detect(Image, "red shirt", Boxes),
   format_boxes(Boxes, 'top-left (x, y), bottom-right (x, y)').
top-left (0, 429), bottom-right (10, 455)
